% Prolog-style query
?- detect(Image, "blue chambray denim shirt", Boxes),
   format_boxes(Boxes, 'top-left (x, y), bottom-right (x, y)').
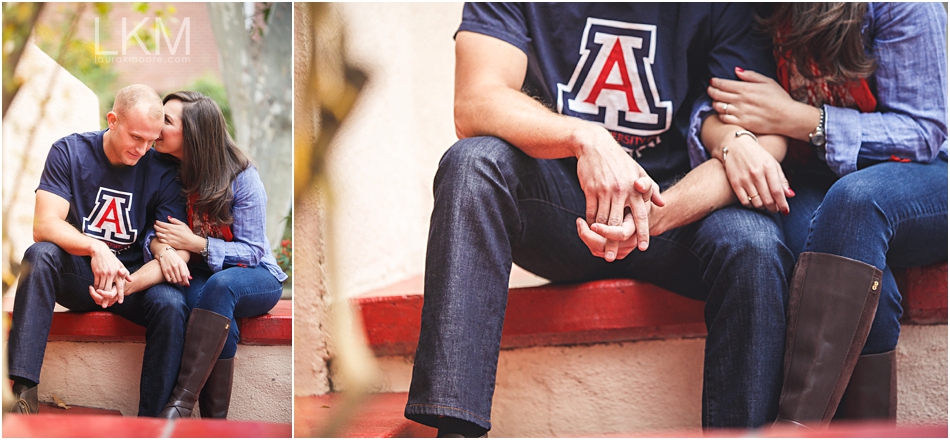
top-left (687, 2), bottom-right (949, 177)
top-left (145, 165), bottom-right (288, 283)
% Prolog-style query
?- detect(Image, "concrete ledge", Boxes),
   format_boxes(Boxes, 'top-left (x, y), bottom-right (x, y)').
top-left (355, 263), bottom-right (947, 357)
top-left (3, 300), bottom-right (292, 345)
top-left (2, 413), bottom-right (291, 438)
top-left (294, 392), bottom-right (435, 438)
top-left (898, 263), bottom-right (948, 324)
top-left (610, 420), bottom-right (948, 438)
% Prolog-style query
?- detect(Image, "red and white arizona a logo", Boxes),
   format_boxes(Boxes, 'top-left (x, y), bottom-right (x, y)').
top-left (83, 188), bottom-right (137, 246)
top-left (557, 18), bottom-right (672, 137)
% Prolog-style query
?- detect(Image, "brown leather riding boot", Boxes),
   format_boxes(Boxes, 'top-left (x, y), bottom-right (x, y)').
top-left (833, 350), bottom-right (897, 423)
top-left (10, 384), bottom-right (38, 414)
top-left (775, 252), bottom-right (883, 428)
top-left (159, 309), bottom-right (231, 419)
top-left (198, 358), bottom-right (234, 419)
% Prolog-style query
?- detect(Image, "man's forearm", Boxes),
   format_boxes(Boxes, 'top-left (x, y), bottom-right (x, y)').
top-left (456, 84), bottom-right (611, 159)
top-left (651, 159), bottom-right (737, 235)
top-left (127, 249), bottom-right (190, 295)
top-left (34, 217), bottom-right (109, 258)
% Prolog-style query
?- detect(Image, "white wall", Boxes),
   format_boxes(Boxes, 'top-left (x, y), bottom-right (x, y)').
top-left (292, 2), bottom-right (462, 397)
top-left (323, 2), bottom-right (462, 299)
top-left (373, 325), bottom-right (948, 437)
top-left (2, 43), bottom-right (100, 271)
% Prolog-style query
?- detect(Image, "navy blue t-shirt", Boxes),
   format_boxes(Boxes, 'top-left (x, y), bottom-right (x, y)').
top-left (459, 2), bottom-right (775, 181)
top-left (37, 130), bottom-right (186, 271)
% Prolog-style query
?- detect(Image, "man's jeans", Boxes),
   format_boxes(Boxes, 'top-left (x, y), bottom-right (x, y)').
top-left (185, 264), bottom-right (283, 359)
top-left (405, 137), bottom-right (794, 430)
top-left (784, 156), bottom-right (949, 355)
top-left (7, 242), bottom-right (188, 417)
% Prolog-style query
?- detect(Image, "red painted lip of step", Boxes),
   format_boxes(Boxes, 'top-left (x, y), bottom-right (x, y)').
top-left (356, 278), bottom-right (707, 357)
top-left (294, 392), bottom-right (436, 438)
top-left (1, 413), bottom-right (292, 438)
top-left (2, 299), bottom-right (292, 345)
top-left (355, 263), bottom-right (948, 357)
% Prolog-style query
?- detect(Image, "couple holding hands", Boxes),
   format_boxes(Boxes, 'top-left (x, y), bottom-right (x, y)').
top-left (8, 85), bottom-right (286, 419)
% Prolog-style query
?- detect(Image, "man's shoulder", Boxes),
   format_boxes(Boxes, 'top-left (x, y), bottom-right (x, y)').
top-left (54, 130), bottom-right (104, 151)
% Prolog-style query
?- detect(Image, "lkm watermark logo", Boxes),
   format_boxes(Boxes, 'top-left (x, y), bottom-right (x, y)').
top-left (94, 17), bottom-right (191, 64)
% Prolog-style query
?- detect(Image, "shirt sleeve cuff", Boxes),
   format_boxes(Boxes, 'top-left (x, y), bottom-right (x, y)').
top-left (823, 105), bottom-right (862, 177)
top-left (143, 232), bottom-right (156, 264)
top-left (687, 97), bottom-right (716, 168)
top-left (206, 237), bottom-right (225, 273)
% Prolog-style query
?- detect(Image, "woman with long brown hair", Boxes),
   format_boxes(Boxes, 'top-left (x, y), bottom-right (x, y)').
top-left (705, 3), bottom-right (947, 427)
top-left (149, 91), bottom-right (287, 419)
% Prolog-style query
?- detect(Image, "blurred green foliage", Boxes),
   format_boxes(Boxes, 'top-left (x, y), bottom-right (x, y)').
top-left (181, 73), bottom-right (234, 139)
top-left (33, 3), bottom-right (182, 128)
top-left (32, 4), bottom-right (114, 127)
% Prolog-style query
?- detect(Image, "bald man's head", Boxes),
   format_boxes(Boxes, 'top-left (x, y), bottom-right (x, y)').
top-left (103, 85), bottom-right (164, 167)
top-left (112, 84), bottom-right (163, 120)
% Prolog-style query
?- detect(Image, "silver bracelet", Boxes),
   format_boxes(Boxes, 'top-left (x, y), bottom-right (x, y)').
top-left (735, 130), bottom-right (759, 143)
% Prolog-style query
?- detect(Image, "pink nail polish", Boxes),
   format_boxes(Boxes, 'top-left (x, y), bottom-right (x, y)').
top-left (709, 78), bottom-right (713, 86)
top-left (787, 188), bottom-right (796, 197)
top-left (736, 66), bottom-right (745, 73)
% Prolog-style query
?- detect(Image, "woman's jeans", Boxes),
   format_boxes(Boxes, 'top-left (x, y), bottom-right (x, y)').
top-left (184, 264), bottom-right (283, 359)
top-left (7, 242), bottom-right (188, 417)
top-left (405, 137), bottom-right (795, 430)
top-left (784, 156), bottom-right (948, 354)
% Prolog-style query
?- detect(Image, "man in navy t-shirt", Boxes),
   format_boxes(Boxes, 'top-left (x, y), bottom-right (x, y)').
top-left (7, 85), bottom-right (191, 417)
top-left (406, 4), bottom-right (795, 435)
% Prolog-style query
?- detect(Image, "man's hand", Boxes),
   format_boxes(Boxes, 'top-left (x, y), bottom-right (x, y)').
top-left (575, 127), bottom-right (664, 258)
top-left (154, 217), bottom-right (204, 253)
top-left (89, 241), bottom-right (132, 303)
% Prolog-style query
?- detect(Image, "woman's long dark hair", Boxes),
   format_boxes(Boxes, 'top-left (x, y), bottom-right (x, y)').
top-left (163, 91), bottom-right (250, 227)
top-left (759, 3), bottom-right (875, 83)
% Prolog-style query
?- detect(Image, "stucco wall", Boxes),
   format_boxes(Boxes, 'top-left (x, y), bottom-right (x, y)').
top-left (38, 342), bottom-right (291, 423)
top-left (319, 2), bottom-right (462, 299)
top-left (292, 2), bottom-right (462, 397)
top-left (374, 325), bottom-right (948, 437)
top-left (2, 43), bottom-right (101, 270)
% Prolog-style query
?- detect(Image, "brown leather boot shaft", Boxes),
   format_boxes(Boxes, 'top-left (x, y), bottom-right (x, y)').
top-left (159, 309), bottom-right (231, 419)
top-left (198, 358), bottom-right (234, 419)
top-left (834, 350), bottom-right (897, 422)
top-left (777, 252), bottom-right (883, 427)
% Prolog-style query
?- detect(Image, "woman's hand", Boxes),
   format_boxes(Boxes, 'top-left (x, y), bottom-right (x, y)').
top-left (157, 245), bottom-right (191, 286)
top-left (708, 68), bottom-right (808, 138)
top-left (719, 132), bottom-right (791, 214)
top-left (154, 217), bottom-right (205, 253)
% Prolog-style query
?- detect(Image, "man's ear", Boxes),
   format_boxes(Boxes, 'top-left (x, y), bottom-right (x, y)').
top-left (106, 111), bottom-right (118, 130)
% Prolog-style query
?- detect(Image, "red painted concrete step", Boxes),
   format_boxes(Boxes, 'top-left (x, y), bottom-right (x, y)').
top-left (295, 392), bottom-right (436, 438)
top-left (355, 263), bottom-right (948, 357)
top-left (604, 420), bottom-right (947, 438)
top-left (2, 414), bottom-right (292, 438)
top-left (2, 299), bottom-right (292, 345)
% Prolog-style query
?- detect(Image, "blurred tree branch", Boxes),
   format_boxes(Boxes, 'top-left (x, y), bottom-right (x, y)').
top-left (295, 3), bottom-right (373, 437)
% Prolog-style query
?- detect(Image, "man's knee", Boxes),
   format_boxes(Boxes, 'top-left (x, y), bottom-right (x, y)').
top-left (22, 242), bottom-right (67, 270)
top-left (437, 136), bottom-right (518, 182)
top-left (706, 209), bottom-right (789, 264)
top-left (140, 284), bottom-right (188, 322)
